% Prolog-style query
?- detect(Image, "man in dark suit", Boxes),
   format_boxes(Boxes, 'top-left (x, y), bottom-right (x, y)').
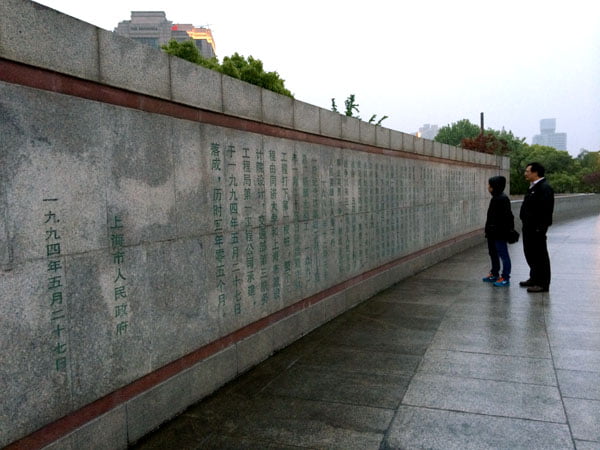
top-left (519, 162), bottom-right (554, 292)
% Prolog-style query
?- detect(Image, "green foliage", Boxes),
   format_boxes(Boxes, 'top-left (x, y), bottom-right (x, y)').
top-left (330, 94), bottom-right (388, 126)
top-left (459, 128), bottom-right (526, 157)
top-left (528, 145), bottom-right (574, 174)
top-left (487, 129), bottom-right (527, 154)
top-left (581, 172), bottom-right (600, 193)
top-left (576, 150), bottom-right (600, 192)
top-left (161, 41), bottom-right (293, 97)
top-left (434, 119), bottom-right (481, 147)
top-left (576, 150), bottom-right (600, 172)
top-left (344, 94), bottom-right (360, 118)
top-left (508, 143), bottom-right (533, 194)
top-left (435, 120), bottom-right (526, 155)
top-left (509, 145), bottom-right (569, 194)
top-left (461, 133), bottom-right (511, 155)
top-left (220, 53), bottom-right (293, 97)
top-left (162, 39), bottom-right (201, 64)
top-left (331, 98), bottom-right (339, 113)
top-left (161, 39), bottom-right (220, 70)
top-left (508, 145), bottom-right (600, 194)
top-left (437, 117), bottom-right (600, 195)
top-left (369, 114), bottom-right (389, 126)
top-left (547, 172), bottom-right (580, 193)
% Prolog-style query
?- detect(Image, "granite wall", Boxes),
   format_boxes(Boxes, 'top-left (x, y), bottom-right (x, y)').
top-left (511, 194), bottom-right (600, 229)
top-left (0, 1), bottom-right (514, 448)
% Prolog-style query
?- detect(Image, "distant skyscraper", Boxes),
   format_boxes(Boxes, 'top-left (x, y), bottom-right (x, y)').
top-left (115, 11), bottom-right (216, 59)
top-left (171, 24), bottom-right (216, 59)
top-left (417, 124), bottom-right (439, 140)
top-left (532, 118), bottom-right (567, 151)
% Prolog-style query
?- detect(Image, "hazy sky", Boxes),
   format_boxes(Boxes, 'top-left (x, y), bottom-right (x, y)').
top-left (36, 0), bottom-right (600, 156)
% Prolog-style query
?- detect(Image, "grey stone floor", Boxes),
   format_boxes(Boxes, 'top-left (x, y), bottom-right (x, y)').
top-left (132, 215), bottom-right (600, 449)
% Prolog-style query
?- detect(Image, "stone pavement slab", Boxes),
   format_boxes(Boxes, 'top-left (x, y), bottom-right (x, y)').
top-left (553, 348), bottom-right (600, 372)
top-left (262, 364), bottom-right (411, 409)
top-left (564, 398), bottom-right (600, 442)
top-left (384, 406), bottom-right (573, 450)
top-left (418, 349), bottom-right (557, 385)
top-left (574, 441), bottom-right (600, 450)
top-left (132, 214), bottom-right (600, 449)
top-left (556, 369), bottom-right (600, 400)
top-left (402, 372), bottom-right (565, 422)
top-left (428, 327), bottom-right (552, 358)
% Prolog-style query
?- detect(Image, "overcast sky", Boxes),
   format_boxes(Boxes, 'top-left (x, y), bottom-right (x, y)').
top-left (36, 0), bottom-right (600, 156)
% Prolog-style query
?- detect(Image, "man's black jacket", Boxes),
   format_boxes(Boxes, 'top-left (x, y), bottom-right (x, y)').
top-left (519, 178), bottom-right (554, 231)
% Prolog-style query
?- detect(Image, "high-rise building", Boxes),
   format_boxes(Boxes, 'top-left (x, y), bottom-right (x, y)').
top-left (171, 24), bottom-right (216, 60)
top-left (532, 118), bottom-right (567, 151)
top-left (115, 11), bottom-right (216, 59)
top-left (417, 124), bottom-right (439, 140)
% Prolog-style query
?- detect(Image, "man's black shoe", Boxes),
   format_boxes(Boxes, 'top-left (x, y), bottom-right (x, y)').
top-left (519, 279), bottom-right (535, 287)
top-left (527, 285), bottom-right (549, 293)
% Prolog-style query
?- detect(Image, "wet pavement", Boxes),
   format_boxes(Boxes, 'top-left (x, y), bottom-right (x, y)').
top-left (132, 214), bottom-right (600, 449)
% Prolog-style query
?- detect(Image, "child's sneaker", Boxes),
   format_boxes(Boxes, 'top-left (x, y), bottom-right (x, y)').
top-left (493, 277), bottom-right (510, 287)
top-left (482, 274), bottom-right (498, 282)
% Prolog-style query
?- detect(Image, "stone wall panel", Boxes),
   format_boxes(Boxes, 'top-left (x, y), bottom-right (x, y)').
top-left (0, 0), bottom-right (100, 81)
top-left (0, 3), bottom-right (522, 446)
top-left (0, 259), bottom-right (73, 444)
top-left (98, 30), bottom-right (170, 100)
top-left (67, 246), bottom-right (151, 409)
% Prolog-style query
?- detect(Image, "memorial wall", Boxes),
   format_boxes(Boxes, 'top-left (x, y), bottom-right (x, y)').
top-left (0, 1), bottom-right (510, 447)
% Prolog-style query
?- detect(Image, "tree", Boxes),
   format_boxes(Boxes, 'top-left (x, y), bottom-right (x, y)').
top-left (508, 144), bottom-right (535, 194)
top-left (331, 94), bottom-right (360, 118)
top-left (161, 40), bottom-right (220, 70)
top-left (368, 114), bottom-right (389, 126)
top-left (509, 144), bottom-right (578, 194)
top-left (162, 39), bottom-right (201, 63)
top-left (576, 150), bottom-right (600, 172)
top-left (330, 94), bottom-right (388, 126)
top-left (548, 172), bottom-right (580, 193)
top-left (582, 172), bottom-right (600, 193)
top-left (435, 120), bottom-right (525, 156)
top-left (526, 145), bottom-right (574, 176)
top-left (577, 150), bottom-right (600, 192)
top-left (161, 41), bottom-right (293, 97)
top-left (487, 129), bottom-right (526, 155)
top-left (438, 118), bottom-right (596, 195)
top-left (461, 133), bottom-right (511, 155)
top-left (343, 94), bottom-right (360, 118)
top-left (221, 53), bottom-right (293, 97)
top-left (434, 119), bottom-right (481, 147)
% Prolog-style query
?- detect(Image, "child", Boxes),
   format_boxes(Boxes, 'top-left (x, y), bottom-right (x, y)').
top-left (482, 175), bottom-right (514, 287)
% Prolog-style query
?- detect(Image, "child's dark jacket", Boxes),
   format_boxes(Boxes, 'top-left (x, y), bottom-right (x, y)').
top-left (485, 176), bottom-right (514, 241)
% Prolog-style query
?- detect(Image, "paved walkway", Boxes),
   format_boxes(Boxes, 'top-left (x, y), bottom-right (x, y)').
top-left (132, 215), bottom-right (600, 450)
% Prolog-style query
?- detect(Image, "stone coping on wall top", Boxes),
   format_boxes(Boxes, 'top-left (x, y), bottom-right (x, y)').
top-left (0, 0), bottom-right (508, 169)
top-left (0, 58), bottom-right (502, 172)
top-left (510, 193), bottom-right (599, 201)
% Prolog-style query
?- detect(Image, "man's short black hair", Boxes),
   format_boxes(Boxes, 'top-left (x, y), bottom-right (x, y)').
top-left (527, 162), bottom-right (545, 177)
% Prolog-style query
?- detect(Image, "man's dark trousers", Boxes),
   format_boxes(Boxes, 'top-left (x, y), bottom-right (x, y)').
top-left (522, 225), bottom-right (551, 288)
